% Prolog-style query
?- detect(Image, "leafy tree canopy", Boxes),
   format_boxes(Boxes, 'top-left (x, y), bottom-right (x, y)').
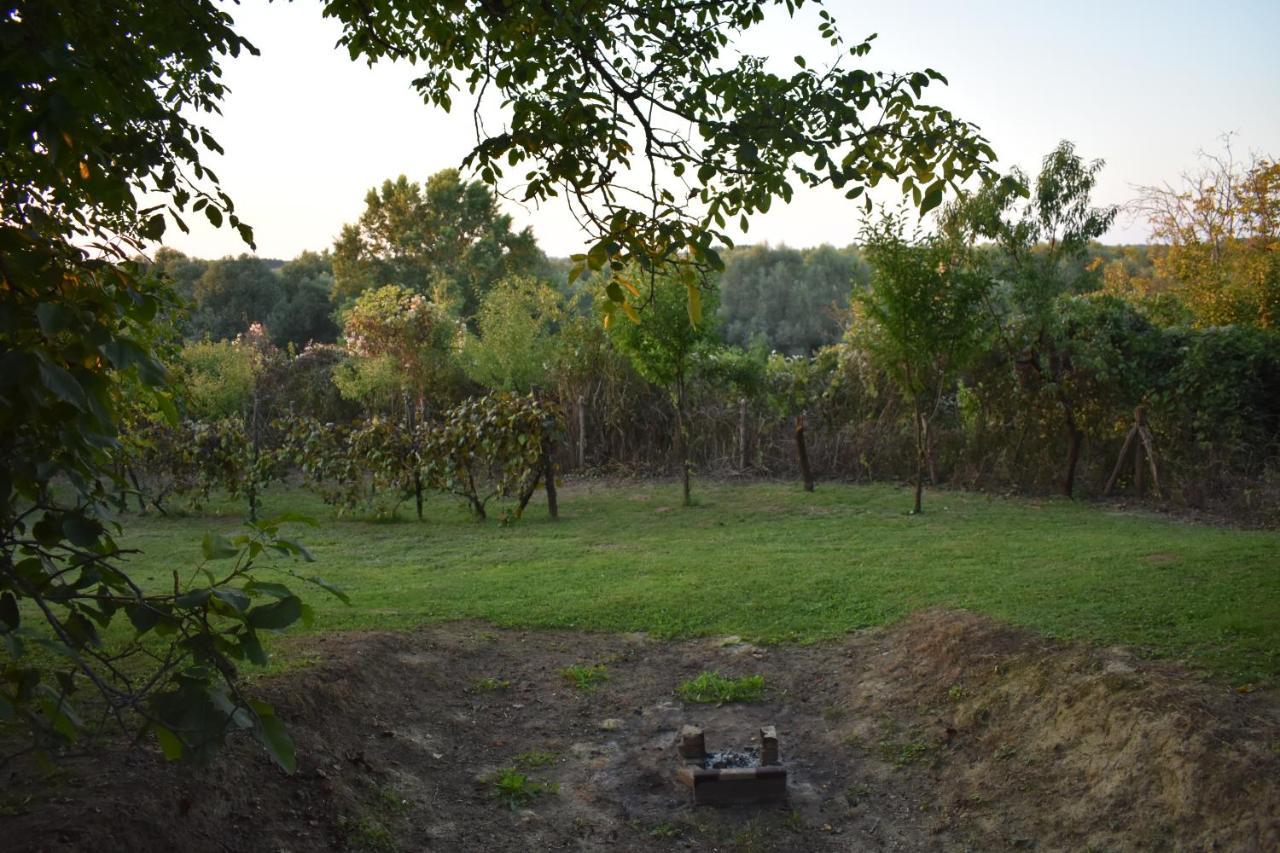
top-left (322, 0), bottom-right (999, 318)
top-left (463, 276), bottom-right (567, 393)
top-left (336, 284), bottom-right (461, 412)
top-left (189, 255), bottom-right (281, 341)
top-left (331, 169), bottom-right (545, 315)
top-left (1131, 145), bottom-right (1279, 328)
top-left (270, 251), bottom-right (340, 349)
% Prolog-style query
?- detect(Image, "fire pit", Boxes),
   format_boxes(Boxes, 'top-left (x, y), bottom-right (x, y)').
top-left (675, 724), bottom-right (787, 806)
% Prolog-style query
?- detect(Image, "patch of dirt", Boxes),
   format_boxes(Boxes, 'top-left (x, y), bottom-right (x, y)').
top-left (5, 611), bottom-right (1277, 852)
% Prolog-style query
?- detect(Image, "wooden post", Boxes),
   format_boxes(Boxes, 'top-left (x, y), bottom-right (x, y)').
top-left (1137, 407), bottom-right (1162, 499)
top-left (796, 414), bottom-right (815, 492)
top-left (1104, 405), bottom-right (1162, 499)
top-left (738, 397), bottom-right (748, 472)
top-left (576, 394), bottom-right (586, 469)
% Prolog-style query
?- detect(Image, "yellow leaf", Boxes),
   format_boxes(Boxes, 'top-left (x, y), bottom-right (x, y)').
top-left (616, 275), bottom-right (640, 297)
top-left (686, 281), bottom-right (702, 327)
top-left (79, 161), bottom-right (90, 180)
top-left (621, 300), bottom-right (640, 323)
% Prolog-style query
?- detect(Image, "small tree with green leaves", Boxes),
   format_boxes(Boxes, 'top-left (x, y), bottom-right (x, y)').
top-left (608, 271), bottom-right (719, 505)
top-left (422, 393), bottom-right (564, 521)
top-left (855, 210), bottom-right (989, 513)
top-left (462, 276), bottom-right (566, 393)
top-left (946, 141), bottom-right (1118, 497)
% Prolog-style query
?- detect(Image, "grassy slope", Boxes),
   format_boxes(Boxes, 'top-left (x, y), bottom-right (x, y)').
top-left (116, 481), bottom-right (1280, 684)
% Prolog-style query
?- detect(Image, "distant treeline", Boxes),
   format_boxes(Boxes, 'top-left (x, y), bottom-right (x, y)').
top-left (139, 151), bottom-right (1279, 523)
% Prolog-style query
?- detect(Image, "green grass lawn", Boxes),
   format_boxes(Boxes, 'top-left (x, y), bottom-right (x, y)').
top-left (115, 481), bottom-right (1280, 684)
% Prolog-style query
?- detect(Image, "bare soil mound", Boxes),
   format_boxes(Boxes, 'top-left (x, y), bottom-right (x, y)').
top-left (842, 609), bottom-right (1280, 851)
top-left (4, 611), bottom-right (1277, 852)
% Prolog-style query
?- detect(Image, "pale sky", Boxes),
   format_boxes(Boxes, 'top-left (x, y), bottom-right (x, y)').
top-left (163, 0), bottom-right (1280, 261)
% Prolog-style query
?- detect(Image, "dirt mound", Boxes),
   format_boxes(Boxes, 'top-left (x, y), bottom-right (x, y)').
top-left (3, 613), bottom-right (1277, 852)
top-left (840, 609), bottom-right (1280, 851)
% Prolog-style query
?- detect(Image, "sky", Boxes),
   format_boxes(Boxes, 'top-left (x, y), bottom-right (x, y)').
top-left (163, 0), bottom-right (1280, 261)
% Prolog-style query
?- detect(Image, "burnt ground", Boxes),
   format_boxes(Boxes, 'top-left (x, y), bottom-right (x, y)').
top-left (4, 610), bottom-right (1279, 852)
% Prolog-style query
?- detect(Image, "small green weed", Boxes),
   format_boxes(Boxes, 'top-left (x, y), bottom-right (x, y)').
top-left (731, 818), bottom-right (773, 853)
top-left (469, 676), bottom-right (510, 693)
top-left (649, 821), bottom-right (685, 839)
top-left (878, 739), bottom-right (932, 766)
top-left (491, 768), bottom-right (558, 810)
top-left (375, 785), bottom-right (410, 814)
top-left (560, 663), bottom-right (609, 691)
top-left (337, 815), bottom-right (396, 852)
top-left (677, 671), bottom-right (765, 704)
top-left (514, 749), bottom-right (556, 769)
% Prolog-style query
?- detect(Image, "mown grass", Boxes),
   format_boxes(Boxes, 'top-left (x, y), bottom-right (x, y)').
top-left (113, 481), bottom-right (1280, 684)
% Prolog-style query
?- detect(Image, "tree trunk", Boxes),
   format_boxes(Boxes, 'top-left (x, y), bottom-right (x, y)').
top-left (517, 470), bottom-right (542, 514)
top-left (923, 413), bottom-right (938, 485)
top-left (738, 397), bottom-right (748, 471)
top-left (1061, 404), bottom-right (1083, 498)
top-left (677, 374), bottom-right (691, 507)
top-left (248, 389), bottom-right (260, 523)
top-left (912, 399), bottom-right (925, 514)
top-left (576, 394), bottom-right (586, 469)
top-left (542, 436), bottom-right (559, 520)
top-left (795, 414), bottom-right (814, 492)
top-left (414, 472), bottom-right (424, 521)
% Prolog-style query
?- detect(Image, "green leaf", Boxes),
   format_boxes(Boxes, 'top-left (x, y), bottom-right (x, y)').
top-left (297, 575), bottom-right (351, 605)
top-left (244, 580), bottom-right (294, 600)
top-left (247, 595), bottom-right (303, 630)
top-left (128, 603), bottom-right (164, 635)
top-left (62, 513), bottom-right (103, 548)
top-left (920, 181), bottom-right (945, 214)
top-left (240, 631), bottom-right (268, 666)
top-left (175, 588), bottom-right (211, 609)
top-left (201, 532), bottom-right (239, 561)
top-left (586, 243), bottom-right (608, 271)
top-left (154, 725), bottom-right (184, 761)
top-left (0, 591), bottom-right (19, 630)
top-left (250, 700), bottom-right (296, 774)
top-left (277, 538), bottom-right (315, 562)
top-left (38, 361), bottom-right (88, 411)
top-left (212, 587), bottom-right (251, 612)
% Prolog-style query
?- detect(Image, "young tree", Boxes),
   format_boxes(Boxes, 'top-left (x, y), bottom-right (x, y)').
top-left (947, 141), bottom-right (1118, 497)
top-left (336, 284), bottom-right (461, 417)
top-left (855, 211), bottom-right (989, 513)
top-left (462, 276), bottom-right (567, 393)
top-left (330, 170), bottom-right (545, 315)
top-left (609, 272), bottom-right (719, 505)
